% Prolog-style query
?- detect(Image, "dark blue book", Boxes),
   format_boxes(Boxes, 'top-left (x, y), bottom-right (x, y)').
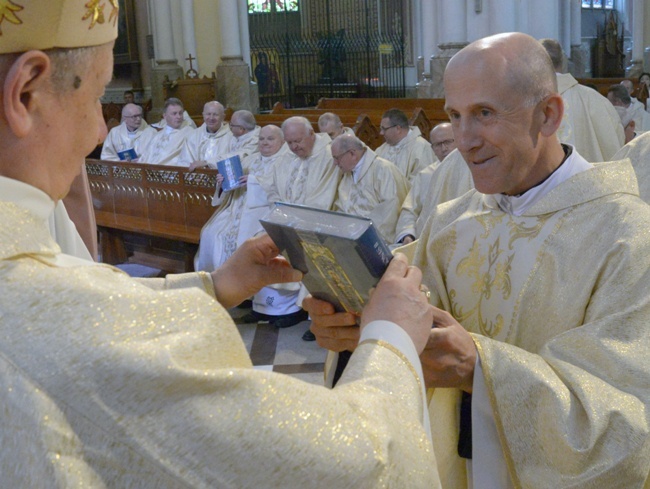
top-left (217, 155), bottom-right (245, 192)
top-left (117, 148), bottom-right (138, 161)
top-left (260, 202), bottom-right (393, 314)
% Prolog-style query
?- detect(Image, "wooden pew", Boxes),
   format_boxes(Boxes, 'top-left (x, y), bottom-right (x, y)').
top-left (86, 159), bottom-right (219, 274)
top-left (316, 97), bottom-right (447, 113)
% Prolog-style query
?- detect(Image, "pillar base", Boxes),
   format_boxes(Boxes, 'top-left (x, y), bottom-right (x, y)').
top-left (149, 59), bottom-right (184, 123)
top-left (570, 45), bottom-right (589, 78)
top-left (216, 57), bottom-right (259, 113)
top-left (430, 42), bottom-right (468, 98)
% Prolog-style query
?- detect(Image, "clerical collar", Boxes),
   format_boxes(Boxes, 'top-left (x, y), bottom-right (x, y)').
top-left (484, 145), bottom-right (592, 216)
top-left (164, 125), bottom-right (176, 135)
top-left (351, 149), bottom-right (369, 183)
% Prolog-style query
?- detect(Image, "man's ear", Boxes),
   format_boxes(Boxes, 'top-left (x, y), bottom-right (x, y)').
top-left (3, 50), bottom-right (51, 138)
top-left (538, 93), bottom-right (564, 137)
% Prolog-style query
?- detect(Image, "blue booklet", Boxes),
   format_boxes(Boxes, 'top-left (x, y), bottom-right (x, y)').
top-left (260, 202), bottom-right (393, 314)
top-left (117, 148), bottom-right (138, 162)
top-left (217, 155), bottom-right (245, 192)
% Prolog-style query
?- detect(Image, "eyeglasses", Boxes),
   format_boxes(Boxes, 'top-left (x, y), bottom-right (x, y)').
top-left (332, 149), bottom-right (353, 162)
top-left (432, 139), bottom-right (455, 150)
top-left (379, 124), bottom-right (397, 132)
top-left (230, 124), bottom-right (245, 130)
top-left (123, 114), bottom-right (143, 120)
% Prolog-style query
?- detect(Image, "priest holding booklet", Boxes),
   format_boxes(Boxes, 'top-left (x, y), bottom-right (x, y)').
top-left (0, 1), bottom-right (447, 487)
top-left (306, 32), bottom-right (650, 489)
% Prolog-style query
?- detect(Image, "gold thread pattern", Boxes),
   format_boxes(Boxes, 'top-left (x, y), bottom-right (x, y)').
top-left (0, 0), bottom-right (23, 35)
top-left (82, 0), bottom-right (105, 29)
top-left (108, 0), bottom-right (118, 26)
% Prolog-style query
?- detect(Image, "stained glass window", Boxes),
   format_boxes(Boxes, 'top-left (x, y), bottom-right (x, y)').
top-left (582, 0), bottom-right (615, 8)
top-left (248, 1), bottom-right (299, 13)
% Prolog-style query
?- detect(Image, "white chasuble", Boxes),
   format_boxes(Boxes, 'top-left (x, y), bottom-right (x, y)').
top-left (413, 159), bottom-right (650, 489)
top-left (333, 149), bottom-right (408, 243)
top-left (0, 176), bottom-right (441, 489)
top-left (375, 126), bottom-right (436, 182)
top-left (177, 122), bottom-right (233, 167)
top-left (612, 131), bottom-right (650, 204)
top-left (194, 144), bottom-right (292, 272)
top-left (267, 134), bottom-right (340, 210)
top-left (100, 121), bottom-right (157, 161)
top-left (140, 125), bottom-right (194, 166)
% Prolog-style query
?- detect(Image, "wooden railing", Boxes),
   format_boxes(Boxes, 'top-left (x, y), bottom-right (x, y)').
top-left (86, 159), bottom-right (218, 273)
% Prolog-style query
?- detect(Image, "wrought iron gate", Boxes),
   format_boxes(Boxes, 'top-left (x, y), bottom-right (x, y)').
top-left (248, 0), bottom-right (409, 110)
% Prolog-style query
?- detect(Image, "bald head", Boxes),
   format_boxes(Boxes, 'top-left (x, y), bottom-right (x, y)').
top-left (331, 134), bottom-right (365, 173)
top-left (318, 112), bottom-right (344, 139)
top-left (429, 123), bottom-right (456, 161)
top-left (447, 32), bottom-right (557, 108)
top-left (620, 80), bottom-right (634, 96)
top-left (282, 116), bottom-right (316, 159)
top-left (202, 101), bottom-right (225, 133)
top-left (122, 103), bottom-right (144, 132)
top-left (443, 32), bottom-right (565, 197)
top-left (258, 124), bottom-right (285, 157)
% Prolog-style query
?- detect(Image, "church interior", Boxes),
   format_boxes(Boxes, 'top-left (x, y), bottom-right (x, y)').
top-left (93, 0), bottom-right (650, 384)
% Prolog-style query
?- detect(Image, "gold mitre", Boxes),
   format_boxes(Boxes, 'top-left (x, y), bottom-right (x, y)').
top-left (0, 0), bottom-right (119, 54)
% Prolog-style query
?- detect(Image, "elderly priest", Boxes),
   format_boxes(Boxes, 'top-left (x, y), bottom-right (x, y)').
top-left (100, 103), bottom-right (156, 161)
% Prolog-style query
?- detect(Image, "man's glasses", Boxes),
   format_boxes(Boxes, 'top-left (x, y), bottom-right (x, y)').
top-left (123, 114), bottom-right (143, 120)
top-left (379, 124), bottom-right (397, 132)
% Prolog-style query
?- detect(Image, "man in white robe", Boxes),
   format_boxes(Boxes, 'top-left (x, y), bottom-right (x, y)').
top-left (331, 134), bottom-right (408, 244)
top-left (177, 100), bottom-right (232, 167)
top-left (0, 4), bottom-right (441, 487)
top-left (257, 116), bottom-right (341, 334)
top-left (612, 130), bottom-right (650, 203)
top-left (140, 98), bottom-right (194, 165)
top-left (395, 123), bottom-right (459, 244)
top-left (188, 109), bottom-right (260, 171)
top-left (375, 108), bottom-right (435, 182)
top-left (318, 112), bottom-right (354, 140)
top-left (100, 103), bottom-right (156, 161)
top-left (607, 84), bottom-right (650, 133)
top-left (540, 38), bottom-right (624, 162)
top-left (194, 125), bottom-right (291, 272)
top-left (307, 33), bottom-right (650, 489)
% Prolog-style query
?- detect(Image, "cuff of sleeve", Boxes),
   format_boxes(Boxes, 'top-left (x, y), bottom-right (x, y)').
top-left (360, 320), bottom-right (431, 441)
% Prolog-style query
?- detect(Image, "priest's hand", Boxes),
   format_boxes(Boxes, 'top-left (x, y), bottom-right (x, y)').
top-left (360, 253), bottom-right (433, 354)
top-left (211, 234), bottom-right (302, 309)
top-left (302, 297), bottom-right (360, 352)
top-left (304, 253), bottom-right (434, 355)
top-left (420, 308), bottom-right (477, 392)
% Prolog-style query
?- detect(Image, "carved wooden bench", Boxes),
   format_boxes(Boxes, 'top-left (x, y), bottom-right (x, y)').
top-left (86, 159), bottom-right (219, 273)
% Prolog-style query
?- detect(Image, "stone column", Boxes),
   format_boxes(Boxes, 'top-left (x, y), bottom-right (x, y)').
top-left (215, 1), bottom-right (259, 112)
top-left (569, 0), bottom-right (588, 77)
top-left (180, 0), bottom-right (199, 74)
top-left (148, 0), bottom-right (184, 122)
top-left (489, 0), bottom-right (517, 33)
top-left (626, 0), bottom-right (645, 77)
top-left (430, 1), bottom-right (468, 98)
top-left (420, 0), bottom-right (437, 74)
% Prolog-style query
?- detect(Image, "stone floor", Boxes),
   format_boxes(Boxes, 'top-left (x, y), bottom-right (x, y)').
top-left (117, 263), bottom-right (328, 386)
top-left (230, 306), bottom-right (327, 386)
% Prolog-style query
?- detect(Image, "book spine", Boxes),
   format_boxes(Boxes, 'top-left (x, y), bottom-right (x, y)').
top-left (355, 227), bottom-right (392, 278)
